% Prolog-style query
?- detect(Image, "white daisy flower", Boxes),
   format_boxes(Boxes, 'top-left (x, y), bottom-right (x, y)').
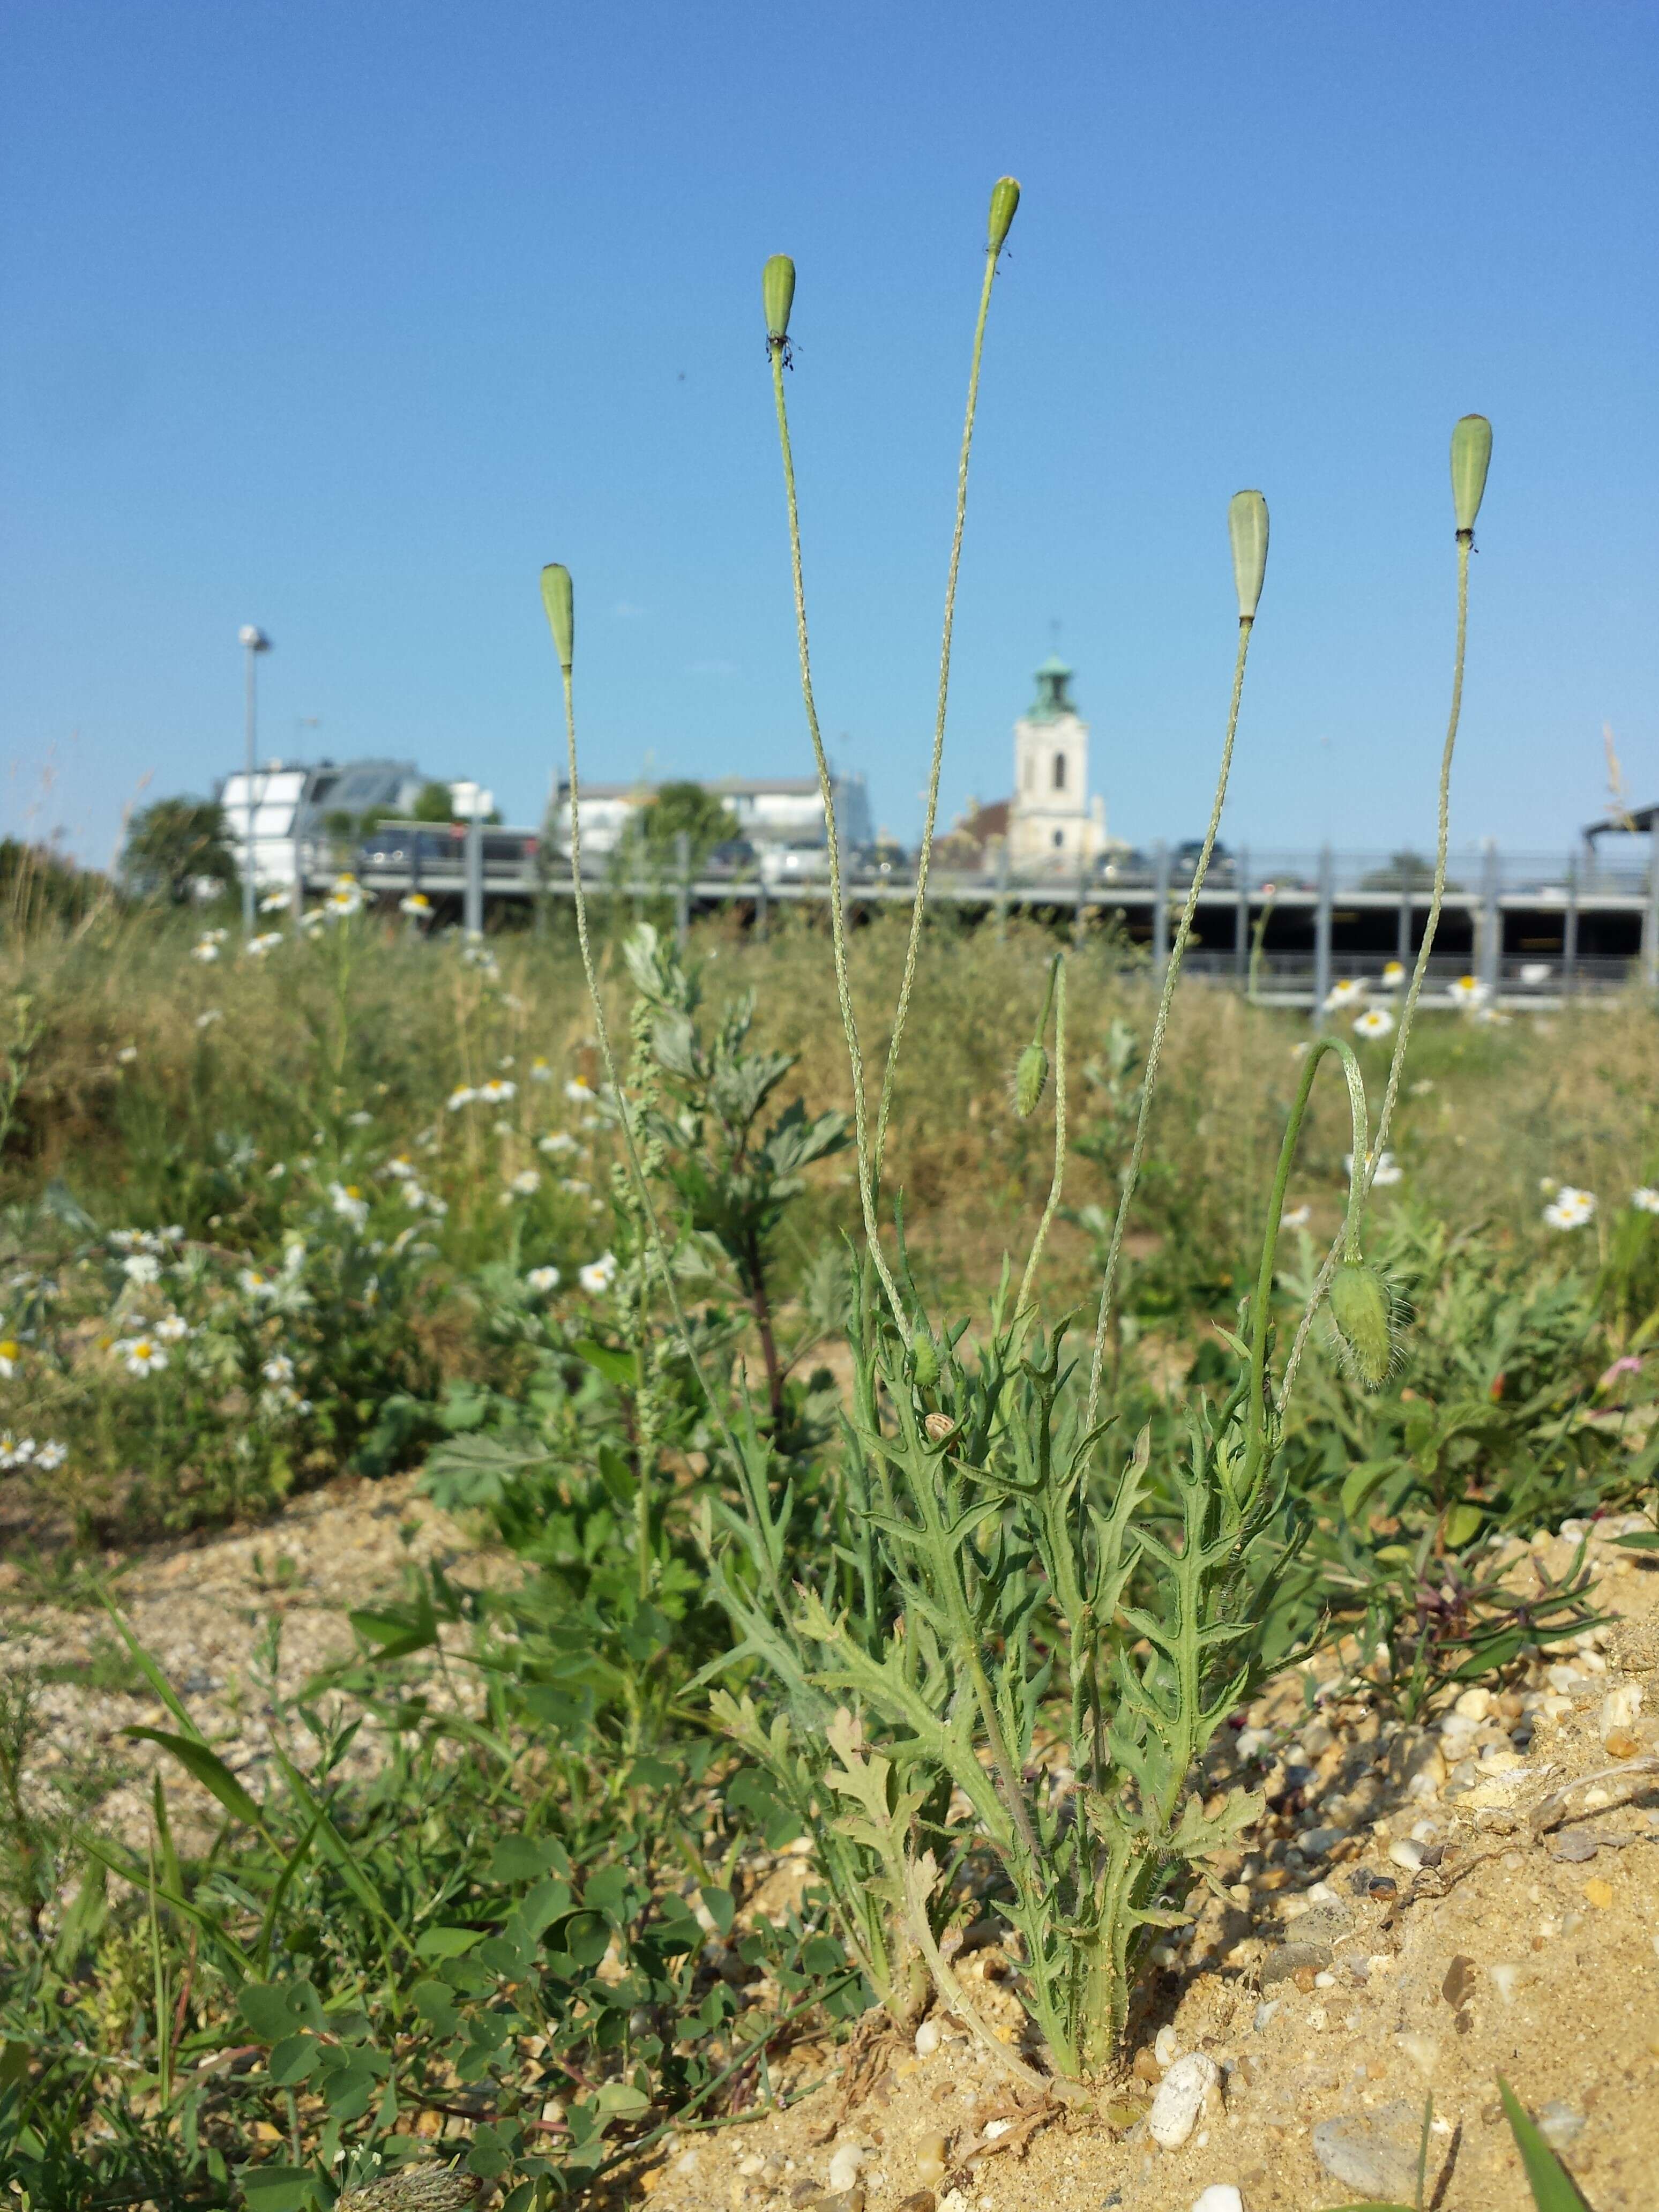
top-left (1380, 960), bottom-right (1406, 989)
top-left (122, 1253), bottom-right (162, 1285)
top-left (528, 1056), bottom-right (553, 1082)
top-left (0, 1340), bottom-right (20, 1380)
top-left (35, 1440), bottom-right (66, 1471)
top-left (1542, 1186), bottom-right (1596, 1231)
top-left (1343, 1149), bottom-right (1403, 1188)
top-left (196, 1008), bottom-right (223, 1029)
top-left (191, 938), bottom-right (221, 963)
top-left (108, 1230), bottom-right (136, 1250)
top-left (400, 892), bottom-right (432, 918)
top-left (240, 1268), bottom-right (279, 1301)
top-left (300, 908), bottom-right (327, 935)
top-left (1632, 1187), bottom-right (1659, 1215)
top-left (1447, 974), bottom-right (1489, 1008)
top-left (527, 1265), bottom-right (561, 1294)
top-left (578, 1251), bottom-right (618, 1295)
top-left (260, 887), bottom-right (290, 913)
top-left (0, 1433), bottom-right (35, 1467)
top-left (477, 1078), bottom-right (517, 1104)
top-left (1324, 978), bottom-right (1366, 1009)
top-left (385, 1155), bottom-right (417, 1179)
top-left (118, 1336), bottom-right (169, 1377)
top-left (261, 1352), bottom-right (296, 1385)
top-left (282, 1242), bottom-right (307, 1273)
top-left (328, 1182), bottom-right (370, 1230)
top-left (116, 1043), bottom-right (138, 1064)
top-left (245, 931), bottom-right (284, 957)
top-left (507, 1169), bottom-right (541, 1196)
top-left (559, 1177), bottom-right (592, 1195)
top-left (446, 1086), bottom-right (477, 1111)
top-left (565, 1077), bottom-right (595, 1103)
top-left (1352, 1007), bottom-right (1395, 1039)
top-left (539, 1132), bottom-right (578, 1156)
top-left (1280, 1204), bottom-right (1311, 1229)
top-left (154, 1313), bottom-right (192, 1342)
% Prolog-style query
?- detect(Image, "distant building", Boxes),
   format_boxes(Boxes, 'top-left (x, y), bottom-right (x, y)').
top-left (216, 758), bottom-right (423, 887)
top-left (549, 771), bottom-right (872, 858)
top-left (1008, 657), bottom-right (1105, 870)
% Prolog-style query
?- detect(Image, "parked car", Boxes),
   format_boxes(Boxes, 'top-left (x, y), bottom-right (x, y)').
top-left (703, 837), bottom-right (758, 879)
top-left (1172, 837), bottom-right (1234, 883)
top-left (759, 841), bottom-right (831, 886)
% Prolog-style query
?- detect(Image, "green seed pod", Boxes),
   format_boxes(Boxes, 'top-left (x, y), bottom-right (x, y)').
top-left (540, 563), bottom-right (574, 671)
top-left (912, 1336), bottom-right (940, 1391)
top-left (763, 255), bottom-right (796, 342)
top-left (1228, 490), bottom-right (1269, 622)
top-left (988, 176), bottom-right (1021, 255)
top-left (1451, 414), bottom-right (1492, 536)
top-left (1014, 1041), bottom-right (1049, 1119)
top-left (1328, 1260), bottom-right (1396, 1390)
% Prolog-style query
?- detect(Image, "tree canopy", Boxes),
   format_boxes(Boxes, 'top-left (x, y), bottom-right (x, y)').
top-left (123, 797), bottom-right (237, 905)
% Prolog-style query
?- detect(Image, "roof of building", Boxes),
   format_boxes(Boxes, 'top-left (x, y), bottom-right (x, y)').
top-left (1583, 802), bottom-right (1657, 841)
top-left (1026, 656), bottom-right (1078, 725)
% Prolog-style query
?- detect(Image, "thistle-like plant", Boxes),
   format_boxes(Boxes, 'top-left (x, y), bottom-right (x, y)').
top-left (540, 183), bottom-right (1490, 2086)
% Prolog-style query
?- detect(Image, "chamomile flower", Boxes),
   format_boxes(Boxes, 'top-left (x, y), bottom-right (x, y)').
top-left (578, 1251), bottom-right (618, 1295)
top-left (328, 1182), bottom-right (370, 1230)
top-left (326, 875), bottom-right (364, 918)
top-left (1380, 960), bottom-right (1406, 989)
top-left (1543, 1186), bottom-right (1596, 1231)
top-left (1352, 1007), bottom-right (1395, 1040)
top-left (400, 891), bottom-right (432, 918)
top-left (191, 937), bottom-right (221, 962)
top-left (261, 1352), bottom-right (296, 1385)
top-left (385, 1154), bottom-right (417, 1179)
top-left (1632, 1186), bottom-right (1659, 1215)
top-left (526, 1265), bottom-right (561, 1294)
top-left (558, 1177), bottom-right (592, 1195)
top-left (260, 887), bottom-right (290, 913)
top-left (116, 1043), bottom-right (138, 1064)
top-left (1324, 978), bottom-right (1366, 1010)
top-left (300, 908), bottom-right (327, 935)
top-left (477, 1078), bottom-right (517, 1105)
top-left (154, 1313), bottom-right (192, 1342)
top-left (528, 1056), bottom-right (553, 1082)
top-left (1342, 1149), bottom-right (1403, 1189)
top-left (118, 1336), bottom-right (169, 1377)
top-left (446, 1086), bottom-right (477, 1111)
top-left (507, 1169), bottom-right (541, 1197)
top-left (0, 1433), bottom-right (34, 1467)
top-left (246, 931), bottom-right (284, 956)
top-left (122, 1252), bottom-right (162, 1285)
top-left (1280, 1204), bottom-right (1311, 1229)
top-left (196, 1008), bottom-right (223, 1029)
top-left (565, 1077), bottom-right (595, 1104)
top-left (35, 1440), bottom-right (66, 1471)
top-left (539, 1132), bottom-right (578, 1157)
top-left (240, 1268), bottom-right (279, 1301)
top-left (1448, 974), bottom-right (1489, 1008)
top-left (0, 1341), bottom-right (20, 1380)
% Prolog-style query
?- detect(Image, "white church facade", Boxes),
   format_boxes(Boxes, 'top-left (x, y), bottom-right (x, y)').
top-left (1008, 656), bottom-right (1107, 870)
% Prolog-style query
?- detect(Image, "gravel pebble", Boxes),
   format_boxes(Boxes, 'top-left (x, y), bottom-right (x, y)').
top-left (1149, 2052), bottom-right (1221, 2150)
top-left (1311, 2102), bottom-right (1423, 2200)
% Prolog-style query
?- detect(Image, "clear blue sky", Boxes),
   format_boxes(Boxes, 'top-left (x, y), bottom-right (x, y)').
top-left (3, 1), bottom-right (1655, 870)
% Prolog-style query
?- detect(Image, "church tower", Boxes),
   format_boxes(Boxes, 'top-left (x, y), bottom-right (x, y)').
top-left (1010, 656), bottom-right (1098, 869)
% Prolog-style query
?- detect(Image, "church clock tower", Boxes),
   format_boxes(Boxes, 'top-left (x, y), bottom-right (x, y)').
top-left (1010, 656), bottom-right (1098, 869)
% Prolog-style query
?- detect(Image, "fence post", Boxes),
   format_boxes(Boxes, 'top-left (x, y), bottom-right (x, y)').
top-left (995, 835), bottom-right (1009, 943)
top-left (1152, 841), bottom-right (1170, 979)
top-left (754, 868), bottom-right (768, 943)
top-left (1478, 838), bottom-right (1501, 1000)
top-left (1234, 846), bottom-right (1250, 988)
top-left (675, 830), bottom-right (691, 956)
top-left (464, 814), bottom-right (483, 936)
top-left (1396, 875), bottom-right (1412, 968)
top-left (290, 843), bottom-right (305, 923)
top-left (1312, 844), bottom-right (1334, 1028)
top-left (1646, 830), bottom-right (1659, 995)
top-left (1563, 853), bottom-right (1579, 1000)
top-left (1073, 848), bottom-right (1088, 948)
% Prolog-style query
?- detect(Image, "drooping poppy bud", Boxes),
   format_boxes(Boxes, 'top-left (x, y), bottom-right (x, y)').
top-left (763, 255), bottom-right (796, 343)
top-left (1229, 490), bottom-right (1269, 623)
top-left (540, 563), bottom-right (574, 671)
top-left (988, 177), bottom-right (1021, 256)
top-left (1451, 414), bottom-right (1492, 536)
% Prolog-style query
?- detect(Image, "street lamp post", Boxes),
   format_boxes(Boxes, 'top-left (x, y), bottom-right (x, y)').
top-left (238, 625), bottom-right (272, 935)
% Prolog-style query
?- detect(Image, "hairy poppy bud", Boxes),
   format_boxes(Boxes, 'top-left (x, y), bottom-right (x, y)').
top-left (988, 177), bottom-right (1020, 256)
top-left (1229, 490), bottom-right (1269, 623)
top-left (1014, 1042), bottom-right (1049, 1119)
top-left (1328, 1260), bottom-right (1397, 1389)
top-left (763, 255), bottom-right (796, 342)
top-left (912, 1336), bottom-right (940, 1391)
top-left (1451, 414), bottom-right (1492, 536)
top-left (540, 564), bottom-right (574, 671)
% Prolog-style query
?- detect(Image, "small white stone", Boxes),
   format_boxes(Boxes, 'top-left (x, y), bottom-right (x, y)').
top-left (827, 2143), bottom-right (864, 2193)
top-left (1488, 1964), bottom-right (1521, 2004)
top-left (1388, 1838), bottom-right (1424, 1873)
top-left (1314, 1971), bottom-right (1337, 1989)
top-left (1149, 2053), bottom-right (1222, 2149)
top-left (1235, 1728), bottom-right (1269, 1760)
top-left (1155, 2024), bottom-right (1182, 2069)
top-left (1453, 1686), bottom-right (1492, 1721)
top-left (738, 2155), bottom-right (766, 2178)
top-left (1191, 2189), bottom-right (1245, 2212)
top-left (982, 2119), bottom-right (1013, 2142)
top-left (914, 2019), bottom-right (941, 2057)
top-left (1409, 1817), bottom-right (1440, 1843)
top-left (1602, 1683), bottom-right (1643, 1736)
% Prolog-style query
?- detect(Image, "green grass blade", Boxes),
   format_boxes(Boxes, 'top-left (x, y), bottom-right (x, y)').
top-left (126, 1726), bottom-right (264, 1830)
top-left (1498, 2078), bottom-right (1592, 2210)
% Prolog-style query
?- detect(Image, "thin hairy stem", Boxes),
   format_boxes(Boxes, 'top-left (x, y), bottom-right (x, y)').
top-left (559, 666), bottom-right (745, 1471)
top-left (1085, 616), bottom-right (1255, 1432)
top-left (767, 345), bottom-right (909, 1342)
top-left (1243, 1035), bottom-right (1371, 1499)
top-left (1015, 958), bottom-right (1067, 1328)
top-left (1276, 534), bottom-right (1470, 1410)
top-left (871, 240), bottom-right (1003, 1197)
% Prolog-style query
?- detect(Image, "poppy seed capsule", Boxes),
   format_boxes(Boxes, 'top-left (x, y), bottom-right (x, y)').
top-left (912, 1337), bottom-right (940, 1391)
top-left (1014, 1042), bottom-right (1049, 1119)
top-left (763, 255), bottom-right (796, 342)
top-left (540, 563), bottom-right (574, 671)
top-left (1328, 1260), bottom-right (1395, 1389)
top-left (1451, 414), bottom-right (1492, 536)
top-left (1228, 490), bottom-right (1269, 623)
top-left (988, 177), bottom-right (1021, 255)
